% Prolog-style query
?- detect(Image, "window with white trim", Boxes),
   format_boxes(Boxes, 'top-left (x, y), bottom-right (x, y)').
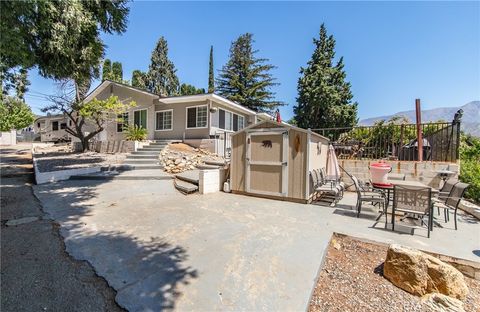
top-left (215, 108), bottom-right (246, 131)
top-left (134, 109), bottom-right (147, 129)
top-left (186, 106), bottom-right (208, 128)
top-left (117, 112), bottom-right (128, 132)
top-left (156, 110), bottom-right (172, 131)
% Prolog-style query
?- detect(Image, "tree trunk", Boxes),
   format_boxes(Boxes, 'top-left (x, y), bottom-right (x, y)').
top-left (80, 137), bottom-right (89, 152)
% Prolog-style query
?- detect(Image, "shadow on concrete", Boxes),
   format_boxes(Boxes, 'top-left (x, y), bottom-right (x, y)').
top-left (35, 179), bottom-right (198, 311)
top-left (472, 250), bottom-right (480, 257)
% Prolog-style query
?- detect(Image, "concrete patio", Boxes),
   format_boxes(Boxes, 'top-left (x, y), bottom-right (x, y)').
top-left (33, 178), bottom-right (480, 311)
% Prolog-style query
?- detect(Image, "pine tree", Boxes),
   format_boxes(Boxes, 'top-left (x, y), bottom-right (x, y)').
top-left (102, 59), bottom-right (112, 81)
top-left (131, 70), bottom-right (147, 89)
top-left (208, 46), bottom-right (214, 93)
top-left (294, 24), bottom-right (358, 129)
top-left (146, 37), bottom-right (179, 96)
top-left (111, 62), bottom-right (123, 82)
top-left (216, 33), bottom-right (282, 113)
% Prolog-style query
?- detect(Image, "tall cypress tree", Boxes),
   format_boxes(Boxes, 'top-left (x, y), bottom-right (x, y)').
top-left (102, 59), bottom-right (112, 81)
top-left (216, 33), bottom-right (282, 113)
top-left (146, 37), bottom-right (179, 96)
top-left (111, 61), bottom-right (123, 82)
top-left (294, 24), bottom-right (358, 129)
top-left (208, 45), bottom-right (214, 93)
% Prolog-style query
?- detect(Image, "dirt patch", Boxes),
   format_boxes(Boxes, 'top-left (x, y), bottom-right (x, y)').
top-left (34, 144), bottom-right (126, 172)
top-left (308, 234), bottom-right (480, 312)
top-left (1, 144), bottom-right (124, 312)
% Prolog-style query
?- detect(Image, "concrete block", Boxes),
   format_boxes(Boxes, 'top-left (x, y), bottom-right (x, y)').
top-left (199, 169), bottom-right (220, 194)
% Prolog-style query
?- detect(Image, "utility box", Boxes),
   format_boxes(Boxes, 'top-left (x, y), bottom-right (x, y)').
top-left (230, 120), bottom-right (329, 203)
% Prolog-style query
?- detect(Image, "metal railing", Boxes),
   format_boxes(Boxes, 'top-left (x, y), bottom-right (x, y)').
top-left (312, 120), bottom-right (461, 162)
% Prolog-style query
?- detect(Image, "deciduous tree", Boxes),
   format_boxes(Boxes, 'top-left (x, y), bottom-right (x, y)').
top-left (43, 81), bottom-right (135, 152)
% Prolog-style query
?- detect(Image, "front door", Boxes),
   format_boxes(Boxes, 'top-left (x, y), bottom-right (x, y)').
top-left (246, 129), bottom-right (288, 197)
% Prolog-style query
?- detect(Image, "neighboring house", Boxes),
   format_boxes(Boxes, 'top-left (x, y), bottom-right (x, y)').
top-left (36, 80), bottom-right (273, 153)
top-left (34, 114), bottom-right (73, 142)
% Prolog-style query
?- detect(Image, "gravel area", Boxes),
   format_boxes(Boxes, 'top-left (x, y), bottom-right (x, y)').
top-left (309, 234), bottom-right (479, 312)
top-left (34, 144), bottom-right (126, 172)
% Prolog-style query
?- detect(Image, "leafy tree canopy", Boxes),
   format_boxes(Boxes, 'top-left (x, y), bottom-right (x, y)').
top-left (0, 0), bottom-right (129, 83)
top-left (102, 59), bottom-right (124, 83)
top-left (131, 70), bottom-right (147, 90)
top-left (179, 83), bottom-right (205, 96)
top-left (0, 96), bottom-right (35, 131)
top-left (294, 24), bottom-right (358, 129)
top-left (216, 33), bottom-right (282, 113)
top-left (146, 37), bottom-right (179, 96)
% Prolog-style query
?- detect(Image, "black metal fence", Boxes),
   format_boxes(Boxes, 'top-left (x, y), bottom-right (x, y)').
top-left (312, 120), bottom-right (461, 162)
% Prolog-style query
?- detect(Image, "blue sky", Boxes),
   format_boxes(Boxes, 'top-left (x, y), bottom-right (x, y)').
top-left (26, 1), bottom-right (480, 121)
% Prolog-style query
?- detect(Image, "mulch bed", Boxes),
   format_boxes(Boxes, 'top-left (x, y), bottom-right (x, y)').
top-left (308, 234), bottom-right (480, 312)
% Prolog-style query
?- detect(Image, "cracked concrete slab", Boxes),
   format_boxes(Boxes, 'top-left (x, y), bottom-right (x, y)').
top-left (33, 178), bottom-right (480, 311)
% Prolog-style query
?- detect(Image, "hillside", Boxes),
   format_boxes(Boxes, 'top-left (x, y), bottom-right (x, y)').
top-left (359, 101), bottom-right (480, 136)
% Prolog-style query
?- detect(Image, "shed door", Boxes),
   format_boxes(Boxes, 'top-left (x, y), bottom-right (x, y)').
top-left (246, 130), bottom-right (288, 197)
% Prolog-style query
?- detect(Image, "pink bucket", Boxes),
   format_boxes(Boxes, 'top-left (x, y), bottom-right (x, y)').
top-left (370, 162), bottom-right (392, 187)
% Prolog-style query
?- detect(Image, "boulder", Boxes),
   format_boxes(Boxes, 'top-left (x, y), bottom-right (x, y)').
top-left (383, 245), bottom-right (469, 299)
top-left (422, 293), bottom-right (465, 312)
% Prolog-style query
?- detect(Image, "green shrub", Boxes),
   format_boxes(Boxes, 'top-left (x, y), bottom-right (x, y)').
top-left (124, 125), bottom-right (147, 141)
top-left (460, 160), bottom-right (480, 203)
top-left (459, 134), bottom-right (480, 203)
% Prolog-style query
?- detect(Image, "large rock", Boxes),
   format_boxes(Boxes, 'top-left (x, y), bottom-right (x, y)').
top-left (383, 244), bottom-right (469, 299)
top-left (422, 293), bottom-right (465, 312)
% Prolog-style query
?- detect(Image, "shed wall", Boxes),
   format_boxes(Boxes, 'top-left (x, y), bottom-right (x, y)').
top-left (287, 129), bottom-right (308, 200)
top-left (231, 131), bottom-right (246, 192)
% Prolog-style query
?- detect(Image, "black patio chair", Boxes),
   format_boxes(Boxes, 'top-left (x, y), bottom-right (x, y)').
top-left (351, 176), bottom-right (386, 219)
top-left (432, 179), bottom-right (458, 219)
top-left (433, 182), bottom-right (469, 230)
top-left (392, 185), bottom-right (432, 238)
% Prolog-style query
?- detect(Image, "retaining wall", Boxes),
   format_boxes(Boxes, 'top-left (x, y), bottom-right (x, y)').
top-left (340, 159), bottom-right (459, 189)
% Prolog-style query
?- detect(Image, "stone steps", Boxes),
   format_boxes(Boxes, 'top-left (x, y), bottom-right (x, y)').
top-left (175, 170), bottom-right (199, 185)
top-left (126, 155), bottom-right (159, 160)
top-left (174, 178), bottom-right (198, 194)
top-left (123, 159), bottom-right (160, 165)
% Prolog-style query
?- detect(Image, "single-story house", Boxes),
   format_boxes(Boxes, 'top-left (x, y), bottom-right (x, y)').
top-left (35, 80), bottom-right (273, 153)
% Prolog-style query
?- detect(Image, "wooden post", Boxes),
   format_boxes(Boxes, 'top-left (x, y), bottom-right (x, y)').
top-left (415, 99), bottom-right (423, 162)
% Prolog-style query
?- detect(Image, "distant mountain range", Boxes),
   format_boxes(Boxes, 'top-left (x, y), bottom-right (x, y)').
top-left (359, 101), bottom-right (480, 137)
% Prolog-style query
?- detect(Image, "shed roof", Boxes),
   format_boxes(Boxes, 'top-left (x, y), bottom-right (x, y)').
top-left (232, 120), bottom-right (329, 141)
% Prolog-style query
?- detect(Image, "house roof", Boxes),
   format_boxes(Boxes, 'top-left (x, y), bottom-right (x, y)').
top-left (158, 93), bottom-right (258, 115)
top-left (82, 80), bottom-right (259, 116)
top-left (83, 80), bottom-right (160, 103)
top-left (232, 119), bottom-right (329, 141)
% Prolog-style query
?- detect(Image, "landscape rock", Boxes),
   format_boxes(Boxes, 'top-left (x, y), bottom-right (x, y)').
top-left (158, 143), bottom-right (225, 174)
top-left (422, 293), bottom-right (465, 312)
top-left (383, 244), bottom-right (469, 299)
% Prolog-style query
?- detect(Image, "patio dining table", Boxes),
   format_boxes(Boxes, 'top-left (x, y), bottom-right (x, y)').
top-left (372, 179), bottom-right (437, 209)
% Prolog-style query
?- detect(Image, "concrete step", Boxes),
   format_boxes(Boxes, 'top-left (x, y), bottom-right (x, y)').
top-left (140, 146), bottom-right (165, 151)
top-left (124, 159), bottom-right (160, 165)
top-left (70, 169), bottom-right (172, 181)
top-left (126, 155), bottom-right (159, 160)
top-left (196, 164), bottom-right (220, 170)
top-left (175, 170), bottom-right (199, 185)
top-left (174, 178), bottom-right (198, 194)
top-left (148, 142), bottom-right (169, 146)
top-left (204, 160), bottom-right (227, 166)
top-left (127, 164), bottom-right (164, 170)
top-left (131, 151), bottom-right (161, 155)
